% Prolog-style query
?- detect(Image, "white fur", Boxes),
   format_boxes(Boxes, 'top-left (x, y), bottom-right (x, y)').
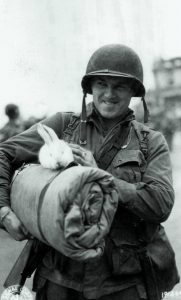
top-left (37, 123), bottom-right (74, 169)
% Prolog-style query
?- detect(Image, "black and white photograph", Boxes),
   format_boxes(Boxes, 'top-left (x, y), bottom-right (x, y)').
top-left (0, 1), bottom-right (181, 299)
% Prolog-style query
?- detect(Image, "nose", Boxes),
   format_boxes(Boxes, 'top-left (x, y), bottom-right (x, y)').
top-left (104, 86), bottom-right (115, 99)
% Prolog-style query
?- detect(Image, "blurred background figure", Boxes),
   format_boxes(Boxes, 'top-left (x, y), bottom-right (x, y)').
top-left (160, 110), bottom-right (178, 151)
top-left (0, 104), bottom-right (25, 142)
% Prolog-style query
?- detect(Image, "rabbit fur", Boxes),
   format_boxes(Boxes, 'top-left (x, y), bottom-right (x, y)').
top-left (37, 123), bottom-right (74, 170)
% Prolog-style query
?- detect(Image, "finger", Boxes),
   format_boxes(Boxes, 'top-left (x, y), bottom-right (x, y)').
top-left (70, 147), bottom-right (85, 158)
top-left (16, 234), bottom-right (28, 241)
top-left (8, 229), bottom-right (26, 241)
top-left (20, 225), bottom-right (29, 235)
top-left (16, 230), bottom-right (30, 241)
top-left (20, 224), bottom-right (33, 239)
top-left (27, 234), bottom-right (34, 240)
top-left (21, 231), bottom-right (33, 240)
top-left (69, 144), bottom-right (85, 153)
top-left (69, 143), bottom-right (82, 149)
top-left (73, 154), bottom-right (85, 165)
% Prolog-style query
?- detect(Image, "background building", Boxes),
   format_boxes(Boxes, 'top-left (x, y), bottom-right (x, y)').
top-left (153, 57), bottom-right (181, 122)
top-left (134, 56), bottom-right (181, 150)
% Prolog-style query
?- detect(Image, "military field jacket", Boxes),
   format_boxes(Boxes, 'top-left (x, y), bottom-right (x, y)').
top-left (0, 102), bottom-right (174, 298)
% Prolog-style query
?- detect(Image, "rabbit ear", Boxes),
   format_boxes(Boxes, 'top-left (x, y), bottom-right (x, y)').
top-left (37, 123), bottom-right (59, 145)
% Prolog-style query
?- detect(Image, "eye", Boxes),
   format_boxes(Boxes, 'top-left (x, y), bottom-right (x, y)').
top-left (116, 85), bottom-right (126, 90)
top-left (116, 84), bottom-right (130, 91)
top-left (96, 80), bottom-right (107, 88)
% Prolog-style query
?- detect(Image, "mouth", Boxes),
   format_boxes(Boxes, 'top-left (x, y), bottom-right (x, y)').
top-left (102, 100), bottom-right (118, 105)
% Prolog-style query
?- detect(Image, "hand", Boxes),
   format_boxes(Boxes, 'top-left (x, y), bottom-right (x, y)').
top-left (69, 144), bottom-right (97, 167)
top-left (0, 207), bottom-right (30, 241)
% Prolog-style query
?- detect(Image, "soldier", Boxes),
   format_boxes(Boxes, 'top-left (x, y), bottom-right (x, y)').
top-left (0, 104), bottom-right (24, 142)
top-left (0, 44), bottom-right (179, 300)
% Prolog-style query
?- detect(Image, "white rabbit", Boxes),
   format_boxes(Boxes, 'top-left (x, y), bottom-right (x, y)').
top-left (37, 123), bottom-right (74, 170)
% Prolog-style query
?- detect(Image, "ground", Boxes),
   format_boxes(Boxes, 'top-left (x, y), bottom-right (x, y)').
top-left (163, 133), bottom-right (181, 299)
top-left (0, 133), bottom-right (181, 299)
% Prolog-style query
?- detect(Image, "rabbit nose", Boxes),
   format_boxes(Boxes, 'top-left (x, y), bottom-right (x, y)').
top-left (55, 162), bottom-right (63, 169)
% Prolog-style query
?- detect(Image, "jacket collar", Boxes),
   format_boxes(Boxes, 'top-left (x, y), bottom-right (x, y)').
top-left (86, 101), bottom-right (135, 125)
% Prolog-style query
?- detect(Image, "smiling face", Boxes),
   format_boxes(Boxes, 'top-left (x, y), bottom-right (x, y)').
top-left (91, 76), bottom-right (135, 119)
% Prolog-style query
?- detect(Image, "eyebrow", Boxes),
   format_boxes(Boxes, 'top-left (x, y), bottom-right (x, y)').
top-left (95, 77), bottom-right (130, 85)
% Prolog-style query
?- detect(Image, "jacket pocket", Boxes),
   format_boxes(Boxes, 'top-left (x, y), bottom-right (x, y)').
top-left (147, 225), bottom-right (180, 293)
top-left (112, 150), bottom-right (146, 183)
top-left (106, 237), bottom-right (142, 276)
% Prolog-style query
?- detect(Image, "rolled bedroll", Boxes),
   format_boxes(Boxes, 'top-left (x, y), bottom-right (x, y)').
top-left (10, 164), bottom-right (118, 261)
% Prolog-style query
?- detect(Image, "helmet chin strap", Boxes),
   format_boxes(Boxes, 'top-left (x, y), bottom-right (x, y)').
top-left (79, 93), bottom-right (149, 145)
top-left (141, 96), bottom-right (149, 123)
top-left (80, 92), bottom-right (87, 145)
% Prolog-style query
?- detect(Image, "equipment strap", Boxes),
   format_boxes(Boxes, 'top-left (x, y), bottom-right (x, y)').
top-left (131, 120), bottom-right (149, 160)
top-left (96, 122), bottom-right (132, 170)
top-left (96, 120), bottom-right (150, 170)
top-left (37, 162), bottom-right (77, 243)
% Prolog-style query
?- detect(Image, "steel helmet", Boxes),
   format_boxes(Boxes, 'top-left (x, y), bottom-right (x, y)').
top-left (81, 44), bottom-right (145, 97)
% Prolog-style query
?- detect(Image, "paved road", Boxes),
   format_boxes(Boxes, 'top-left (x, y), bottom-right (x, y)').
top-left (164, 133), bottom-right (181, 299)
top-left (0, 133), bottom-right (181, 299)
top-left (0, 231), bottom-right (34, 298)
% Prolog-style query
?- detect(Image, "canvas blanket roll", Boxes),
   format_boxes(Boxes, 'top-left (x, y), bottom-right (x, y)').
top-left (10, 164), bottom-right (118, 261)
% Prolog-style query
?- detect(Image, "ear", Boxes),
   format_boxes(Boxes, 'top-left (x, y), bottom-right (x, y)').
top-left (37, 123), bottom-right (59, 145)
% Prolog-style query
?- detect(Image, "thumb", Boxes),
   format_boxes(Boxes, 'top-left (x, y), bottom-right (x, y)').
top-left (20, 224), bottom-right (29, 236)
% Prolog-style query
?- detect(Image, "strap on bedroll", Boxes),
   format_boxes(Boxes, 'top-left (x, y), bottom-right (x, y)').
top-left (4, 161), bottom-right (77, 294)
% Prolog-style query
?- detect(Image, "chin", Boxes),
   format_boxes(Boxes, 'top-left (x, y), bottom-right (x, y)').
top-left (100, 110), bottom-right (120, 119)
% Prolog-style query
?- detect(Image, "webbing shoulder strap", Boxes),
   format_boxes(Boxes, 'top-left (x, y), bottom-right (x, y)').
top-left (62, 116), bottom-right (150, 165)
top-left (131, 120), bottom-right (150, 160)
top-left (96, 122), bottom-right (132, 170)
top-left (62, 113), bottom-right (80, 139)
top-left (62, 112), bottom-right (74, 132)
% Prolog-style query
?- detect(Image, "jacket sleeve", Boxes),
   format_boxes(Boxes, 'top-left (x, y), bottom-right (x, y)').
top-left (0, 113), bottom-right (65, 208)
top-left (114, 130), bottom-right (174, 224)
